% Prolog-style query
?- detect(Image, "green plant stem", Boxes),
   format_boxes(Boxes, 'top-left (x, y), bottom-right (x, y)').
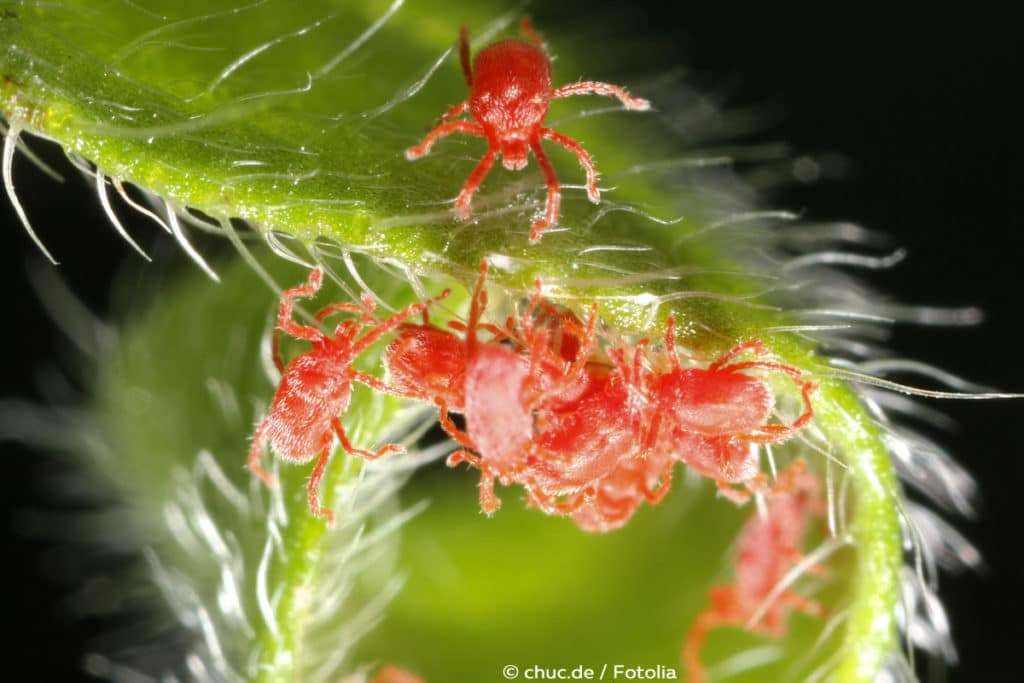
top-left (817, 382), bottom-right (902, 682)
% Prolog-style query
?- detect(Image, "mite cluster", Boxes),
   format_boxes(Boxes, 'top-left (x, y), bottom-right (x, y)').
top-left (247, 262), bottom-right (826, 680)
top-left (249, 262), bottom-right (816, 531)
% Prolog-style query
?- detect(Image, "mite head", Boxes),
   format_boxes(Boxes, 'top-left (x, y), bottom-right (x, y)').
top-left (500, 135), bottom-right (530, 171)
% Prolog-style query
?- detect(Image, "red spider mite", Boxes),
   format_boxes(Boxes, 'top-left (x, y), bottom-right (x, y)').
top-left (535, 341), bottom-right (676, 532)
top-left (405, 17), bottom-right (651, 242)
top-left (647, 316), bottom-right (817, 503)
top-left (382, 260), bottom-right (527, 512)
top-left (248, 267), bottom-right (448, 525)
top-left (339, 664), bottom-right (424, 683)
top-left (383, 318), bottom-right (470, 414)
top-left (682, 458), bottom-right (827, 683)
top-left (382, 262), bottom-right (512, 420)
top-left (382, 262), bottom-right (502, 456)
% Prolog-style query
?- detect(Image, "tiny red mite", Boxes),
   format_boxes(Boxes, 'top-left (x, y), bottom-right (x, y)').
top-left (406, 17), bottom-right (651, 242)
top-left (647, 317), bottom-right (818, 504)
top-left (247, 267), bottom-right (447, 525)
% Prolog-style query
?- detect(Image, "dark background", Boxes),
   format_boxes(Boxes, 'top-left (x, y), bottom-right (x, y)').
top-left (2, 2), bottom-right (1020, 680)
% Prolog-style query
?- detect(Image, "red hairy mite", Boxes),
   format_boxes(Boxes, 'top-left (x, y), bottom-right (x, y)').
top-left (383, 260), bottom-right (515, 511)
top-left (682, 458), bottom-right (827, 683)
top-left (248, 267), bottom-right (447, 525)
top-left (648, 316), bottom-right (817, 503)
top-left (382, 264), bottom-right (509, 431)
top-left (405, 17), bottom-right (651, 242)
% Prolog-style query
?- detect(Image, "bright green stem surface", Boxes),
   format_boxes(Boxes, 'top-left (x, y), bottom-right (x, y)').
top-left (2, 2), bottom-right (904, 681)
top-left (816, 384), bottom-right (903, 683)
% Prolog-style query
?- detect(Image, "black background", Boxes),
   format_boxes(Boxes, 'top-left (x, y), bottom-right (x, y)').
top-left (2, 2), bottom-right (1021, 680)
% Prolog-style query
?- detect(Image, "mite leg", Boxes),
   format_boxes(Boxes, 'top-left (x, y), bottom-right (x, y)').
top-left (371, 666), bottom-right (424, 683)
top-left (519, 16), bottom-right (542, 48)
top-left (640, 411), bottom-right (663, 456)
top-left (307, 447), bottom-right (336, 526)
top-left (662, 316), bottom-right (682, 372)
top-left (458, 26), bottom-right (472, 86)
top-left (272, 328), bottom-right (285, 374)
top-left (540, 128), bottom-right (599, 204)
top-left (332, 417), bottom-right (405, 460)
top-left (454, 147), bottom-right (498, 221)
top-left (349, 287), bottom-right (451, 357)
top-left (405, 120), bottom-right (485, 159)
top-left (682, 587), bottom-right (742, 683)
top-left (681, 611), bottom-right (724, 683)
top-left (554, 303), bottom-right (599, 389)
top-left (352, 369), bottom-right (414, 399)
top-left (552, 80), bottom-right (650, 111)
top-left (746, 376), bottom-right (816, 443)
top-left (462, 259), bottom-right (492, 358)
top-left (438, 402), bottom-right (476, 450)
top-left (707, 339), bottom-right (766, 372)
top-left (448, 319), bottom-right (507, 340)
top-left (447, 448), bottom-right (501, 513)
top-left (779, 590), bottom-right (827, 618)
top-left (439, 99), bottom-right (469, 123)
top-left (247, 420), bottom-right (276, 487)
top-left (315, 301), bottom-right (371, 324)
top-left (528, 486), bottom-right (589, 516)
top-left (528, 138), bottom-right (560, 242)
top-left (642, 461), bottom-right (675, 505)
top-left (278, 267), bottom-right (327, 342)
top-left (716, 480), bottom-right (753, 505)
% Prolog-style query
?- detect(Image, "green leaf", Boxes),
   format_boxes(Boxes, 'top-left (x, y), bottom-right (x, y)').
top-left (2, 2), bottom-right (908, 682)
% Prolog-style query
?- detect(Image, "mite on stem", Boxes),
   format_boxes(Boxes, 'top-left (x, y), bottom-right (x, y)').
top-left (647, 318), bottom-right (818, 503)
top-left (247, 267), bottom-right (447, 525)
top-left (406, 17), bottom-right (650, 242)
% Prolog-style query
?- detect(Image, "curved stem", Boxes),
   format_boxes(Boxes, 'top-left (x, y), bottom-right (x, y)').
top-left (814, 381), bottom-right (901, 682)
